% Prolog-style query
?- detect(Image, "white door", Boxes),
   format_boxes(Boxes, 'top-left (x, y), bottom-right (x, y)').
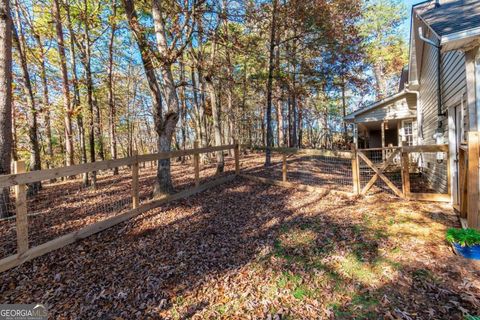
top-left (448, 104), bottom-right (462, 205)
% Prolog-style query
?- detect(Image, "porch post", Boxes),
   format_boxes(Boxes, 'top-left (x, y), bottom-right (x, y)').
top-left (353, 123), bottom-right (358, 148)
top-left (381, 121), bottom-right (386, 160)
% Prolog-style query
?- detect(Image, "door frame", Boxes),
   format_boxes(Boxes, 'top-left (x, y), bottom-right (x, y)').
top-left (448, 103), bottom-right (463, 205)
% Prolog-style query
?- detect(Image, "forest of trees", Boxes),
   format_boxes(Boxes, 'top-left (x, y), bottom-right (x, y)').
top-left (0, 0), bottom-right (407, 214)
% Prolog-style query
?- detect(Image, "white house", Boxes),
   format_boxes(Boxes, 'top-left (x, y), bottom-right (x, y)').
top-left (345, 0), bottom-right (480, 204)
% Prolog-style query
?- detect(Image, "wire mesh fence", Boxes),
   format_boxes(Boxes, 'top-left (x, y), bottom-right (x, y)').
top-left (408, 151), bottom-right (449, 194)
top-left (138, 152), bottom-right (236, 206)
top-left (0, 166), bottom-right (135, 260)
top-left (0, 144), bottom-right (239, 266)
top-left (0, 187), bottom-right (16, 259)
top-left (242, 149), bottom-right (354, 193)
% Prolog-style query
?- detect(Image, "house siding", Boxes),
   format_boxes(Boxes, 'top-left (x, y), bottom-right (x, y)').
top-left (418, 36), bottom-right (467, 194)
top-left (354, 98), bottom-right (416, 123)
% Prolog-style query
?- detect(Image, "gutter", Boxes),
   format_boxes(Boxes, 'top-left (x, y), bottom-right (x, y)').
top-left (441, 26), bottom-right (480, 46)
top-left (418, 26), bottom-right (444, 139)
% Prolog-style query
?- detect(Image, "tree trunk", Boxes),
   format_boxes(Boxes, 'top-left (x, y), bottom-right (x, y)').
top-left (34, 34), bottom-right (53, 169)
top-left (93, 95), bottom-right (105, 161)
top-left (373, 62), bottom-right (386, 99)
top-left (297, 97), bottom-right (303, 148)
top-left (274, 45), bottom-right (283, 147)
top-left (12, 18), bottom-right (41, 195)
top-left (52, 0), bottom-right (74, 167)
top-left (122, 0), bottom-right (178, 196)
top-left (265, 0), bottom-right (278, 166)
top-left (205, 76), bottom-right (224, 173)
top-left (179, 55), bottom-right (187, 163)
top-left (193, 13), bottom-right (208, 158)
top-left (108, 0), bottom-right (118, 174)
top-left (191, 66), bottom-right (203, 143)
top-left (0, 0), bottom-right (12, 218)
top-left (341, 78), bottom-right (348, 143)
top-left (64, 0), bottom-right (88, 184)
top-left (81, 0), bottom-right (97, 186)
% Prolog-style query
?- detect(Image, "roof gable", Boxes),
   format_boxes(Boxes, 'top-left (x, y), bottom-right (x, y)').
top-left (345, 91), bottom-right (417, 123)
top-left (418, 0), bottom-right (480, 37)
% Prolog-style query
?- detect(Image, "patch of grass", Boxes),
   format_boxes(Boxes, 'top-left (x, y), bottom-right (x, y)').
top-left (330, 294), bottom-right (379, 319)
top-left (216, 304), bottom-right (227, 315)
top-left (412, 268), bottom-right (437, 283)
top-left (339, 254), bottom-right (378, 283)
top-left (277, 271), bottom-right (302, 288)
top-left (276, 272), bottom-right (312, 300)
top-left (292, 286), bottom-right (310, 300)
top-left (351, 294), bottom-right (379, 309)
top-left (273, 239), bottom-right (293, 261)
top-left (330, 303), bottom-right (353, 318)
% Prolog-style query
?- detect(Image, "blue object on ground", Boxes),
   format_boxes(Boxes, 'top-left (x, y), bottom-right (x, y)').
top-left (453, 242), bottom-right (480, 260)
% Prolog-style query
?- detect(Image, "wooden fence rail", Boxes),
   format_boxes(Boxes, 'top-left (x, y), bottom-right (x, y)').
top-left (250, 144), bottom-right (452, 201)
top-left (0, 143), bottom-right (240, 273)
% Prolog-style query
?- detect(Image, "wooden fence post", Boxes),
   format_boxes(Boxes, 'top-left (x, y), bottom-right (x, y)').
top-left (351, 145), bottom-right (360, 194)
top-left (282, 153), bottom-right (287, 182)
top-left (401, 151), bottom-right (410, 198)
top-left (14, 161), bottom-right (28, 255)
top-left (459, 148), bottom-right (467, 218)
top-left (467, 132), bottom-right (479, 229)
top-left (194, 141), bottom-right (200, 186)
top-left (131, 151), bottom-right (139, 209)
top-left (234, 140), bottom-right (240, 175)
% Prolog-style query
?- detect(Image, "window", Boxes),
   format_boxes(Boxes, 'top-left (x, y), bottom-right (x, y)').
top-left (403, 121), bottom-right (413, 146)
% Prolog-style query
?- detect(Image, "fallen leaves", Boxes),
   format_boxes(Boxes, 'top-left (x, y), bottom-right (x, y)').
top-left (0, 154), bottom-right (479, 318)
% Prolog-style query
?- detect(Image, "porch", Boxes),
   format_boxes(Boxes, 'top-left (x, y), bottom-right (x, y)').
top-left (345, 90), bottom-right (418, 156)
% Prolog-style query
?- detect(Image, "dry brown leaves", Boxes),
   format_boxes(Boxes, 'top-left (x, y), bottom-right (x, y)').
top-left (0, 154), bottom-right (479, 319)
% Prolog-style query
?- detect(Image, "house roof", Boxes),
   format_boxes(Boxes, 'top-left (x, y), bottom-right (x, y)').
top-left (344, 90), bottom-right (413, 122)
top-left (408, 0), bottom-right (480, 86)
top-left (417, 0), bottom-right (480, 37)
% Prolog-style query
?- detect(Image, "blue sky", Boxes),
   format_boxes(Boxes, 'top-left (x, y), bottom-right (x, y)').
top-left (402, 0), bottom-right (425, 41)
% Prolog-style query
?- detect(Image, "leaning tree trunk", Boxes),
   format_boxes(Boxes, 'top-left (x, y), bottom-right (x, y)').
top-left (12, 22), bottom-right (41, 195)
top-left (151, 0), bottom-right (183, 194)
top-left (153, 64), bottom-right (180, 195)
top-left (53, 0), bottom-right (74, 167)
top-left (64, 0), bottom-right (88, 184)
top-left (0, 0), bottom-right (12, 218)
top-left (122, 0), bottom-right (178, 196)
top-left (34, 34), bottom-right (53, 168)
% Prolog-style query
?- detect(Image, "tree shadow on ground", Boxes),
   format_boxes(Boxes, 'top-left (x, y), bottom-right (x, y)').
top-left (0, 177), bottom-right (478, 319)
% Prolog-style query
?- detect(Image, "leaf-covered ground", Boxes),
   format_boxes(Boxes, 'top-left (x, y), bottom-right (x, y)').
top-left (1, 176), bottom-right (479, 319)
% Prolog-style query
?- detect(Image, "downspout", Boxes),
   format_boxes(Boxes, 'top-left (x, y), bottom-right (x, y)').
top-left (405, 88), bottom-right (422, 142)
top-left (418, 26), bottom-right (444, 142)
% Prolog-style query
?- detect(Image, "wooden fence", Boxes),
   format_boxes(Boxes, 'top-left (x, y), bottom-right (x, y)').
top-left (242, 147), bottom-right (355, 195)
top-left (458, 132), bottom-right (480, 229)
top-left (248, 145), bottom-right (451, 201)
top-left (1, 140), bottom-right (472, 272)
top-left (0, 144), bottom-right (240, 272)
